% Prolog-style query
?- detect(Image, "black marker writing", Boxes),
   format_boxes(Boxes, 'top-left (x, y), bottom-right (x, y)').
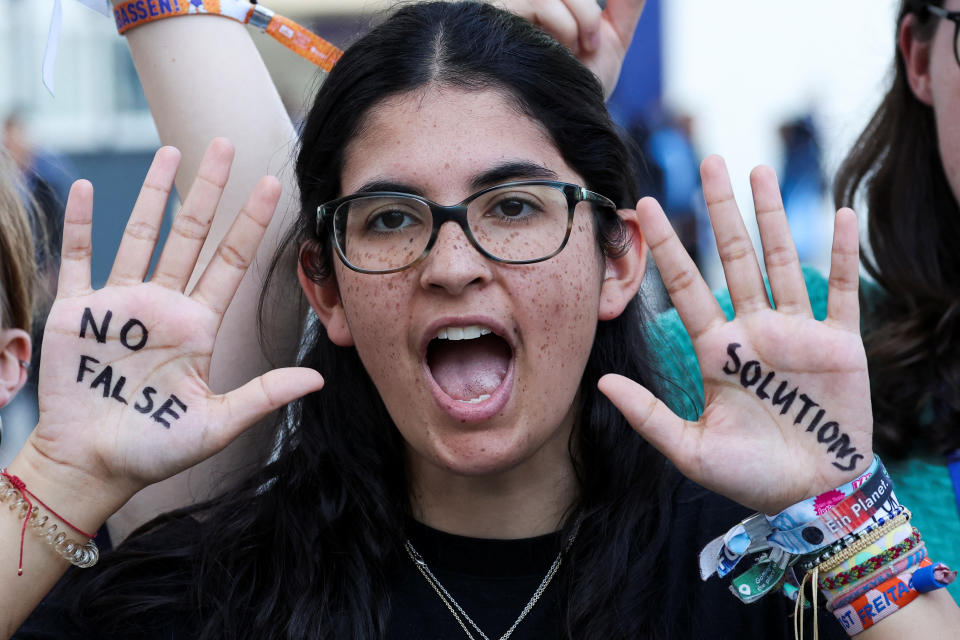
top-left (151, 395), bottom-right (187, 428)
top-left (134, 387), bottom-right (157, 414)
top-left (722, 342), bottom-right (864, 472)
top-left (75, 306), bottom-right (186, 429)
top-left (80, 308), bottom-right (111, 343)
top-left (77, 355), bottom-right (100, 382)
top-left (79, 308), bottom-right (149, 352)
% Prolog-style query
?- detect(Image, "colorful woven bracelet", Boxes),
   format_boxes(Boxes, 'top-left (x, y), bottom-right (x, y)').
top-left (818, 520), bottom-right (916, 579)
top-left (827, 545), bottom-right (927, 611)
top-left (820, 527), bottom-right (921, 592)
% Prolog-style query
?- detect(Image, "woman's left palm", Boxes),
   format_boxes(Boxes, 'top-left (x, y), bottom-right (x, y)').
top-left (601, 157), bottom-right (871, 514)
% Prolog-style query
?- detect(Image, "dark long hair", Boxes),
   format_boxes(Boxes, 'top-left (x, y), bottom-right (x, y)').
top-left (63, 3), bottom-right (676, 638)
top-left (833, 0), bottom-right (960, 457)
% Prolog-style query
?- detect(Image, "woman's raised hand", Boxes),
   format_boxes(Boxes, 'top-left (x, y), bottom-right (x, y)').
top-left (600, 155), bottom-right (871, 515)
top-left (21, 139), bottom-right (324, 515)
top-left (500, 0), bottom-right (645, 98)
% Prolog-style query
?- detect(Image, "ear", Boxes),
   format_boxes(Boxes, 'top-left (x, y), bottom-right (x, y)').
top-left (0, 328), bottom-right (31, 409)
top-left (899, 13), bottom-right (934, 105)
top-left (598, 208), bottom-right (648, 321)
top-left (297, 252), bottom-right (355, 347)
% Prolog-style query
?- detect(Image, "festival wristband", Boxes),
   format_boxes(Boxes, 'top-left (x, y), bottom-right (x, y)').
top-left (831, 560), bottom-right (929, 635)
top-left (739, 513), bottom-right (912, 605)
top-left (768, 462), bottom-right (898, 555)
top-left (768, 456), bottom-right (878, 532)
top-left (701, 457), bottom-right (895, 584)
top-left (827, 547), bottom-right (927, 611)
top-left (112, 0), bottom-right (342, 71)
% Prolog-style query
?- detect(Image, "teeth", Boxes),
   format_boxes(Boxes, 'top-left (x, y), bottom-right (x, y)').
top-left (457, 394), bottom-right (491, 404)
top-left (434, 325), bottom-right (493, 341)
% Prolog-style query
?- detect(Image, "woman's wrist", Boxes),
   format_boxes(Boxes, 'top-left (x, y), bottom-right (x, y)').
top-left (6, 440), bottom-right (135, 535)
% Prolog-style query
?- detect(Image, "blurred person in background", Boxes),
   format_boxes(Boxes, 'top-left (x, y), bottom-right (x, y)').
top-left (2, 112), bottom-right (71, 281)
top-left (778, 115), bottom-right (827, 264)
top-left (642, 0), bottom-right (960, 602)
top-left (831, 0), bottom-right (960, 599)
top-left (645, 109), bottom-right (703, 267)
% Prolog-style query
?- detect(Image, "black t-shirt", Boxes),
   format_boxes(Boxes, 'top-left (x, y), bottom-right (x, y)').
top-left (17, 482), bottom-right (847, 639)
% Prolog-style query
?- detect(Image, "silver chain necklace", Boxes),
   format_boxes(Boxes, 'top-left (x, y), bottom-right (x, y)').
top-left (404, 517), bottom-right (582, 640)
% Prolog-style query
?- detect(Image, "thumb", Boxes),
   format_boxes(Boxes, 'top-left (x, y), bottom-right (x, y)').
top-left (213, 367), bottom-right (325, 446)
top-left (598, 372), bottom-right (695, 467)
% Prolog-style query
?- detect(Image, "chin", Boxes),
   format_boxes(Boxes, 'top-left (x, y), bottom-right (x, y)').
top-left (418, 424), bottom-right (568, 478)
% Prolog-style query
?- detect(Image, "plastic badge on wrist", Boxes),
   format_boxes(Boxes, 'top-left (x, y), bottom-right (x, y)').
top-left (699, 457), bottom-right (901, 603)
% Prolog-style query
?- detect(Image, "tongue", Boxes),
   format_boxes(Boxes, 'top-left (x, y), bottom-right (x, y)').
top-left (428, 335), bottom-right (510, 401)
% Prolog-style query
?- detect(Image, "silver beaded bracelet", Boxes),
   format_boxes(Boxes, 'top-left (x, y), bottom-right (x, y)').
top-left (0, 474), bottom-right (99, 573)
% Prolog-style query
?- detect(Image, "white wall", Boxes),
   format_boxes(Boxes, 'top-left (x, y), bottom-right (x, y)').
top-left (662, 0), bottom-right (899, 285)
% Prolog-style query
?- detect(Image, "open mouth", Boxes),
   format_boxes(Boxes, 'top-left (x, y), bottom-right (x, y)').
top-left (426, 325), bottom-right (513, 404)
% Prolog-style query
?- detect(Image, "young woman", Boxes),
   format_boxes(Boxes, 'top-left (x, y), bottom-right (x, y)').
top-left (3, 2), bottom-right (958, 638)
top-left (645, 0), bottom-right (960, 600)
top-left (834, 0), bottom-right (960, 592)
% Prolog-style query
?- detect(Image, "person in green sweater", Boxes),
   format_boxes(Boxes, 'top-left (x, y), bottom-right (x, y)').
top-left (646, 0), bottom-right (960, 602)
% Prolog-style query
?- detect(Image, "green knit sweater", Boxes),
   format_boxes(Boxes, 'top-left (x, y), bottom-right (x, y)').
top-left (650, 266), bottom-right (960, 600)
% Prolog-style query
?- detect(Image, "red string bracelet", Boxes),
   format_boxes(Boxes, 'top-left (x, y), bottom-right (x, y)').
top-left (0, 469), bottom-right (97, 576)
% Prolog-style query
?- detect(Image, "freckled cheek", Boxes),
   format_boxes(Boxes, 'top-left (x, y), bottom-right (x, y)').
top-left (518, 241), bottom-right (602, 393)
top-left (338, 276), bottom-right (416, 373)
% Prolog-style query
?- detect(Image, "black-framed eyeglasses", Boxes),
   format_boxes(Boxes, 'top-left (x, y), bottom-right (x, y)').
top-left (921, 2), bottom-right (960, 67)
top-left (317, 180), bottom-right (618, 274)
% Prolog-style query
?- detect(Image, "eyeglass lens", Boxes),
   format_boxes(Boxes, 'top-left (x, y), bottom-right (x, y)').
top-left (335, 184), bottom-right (571, 271)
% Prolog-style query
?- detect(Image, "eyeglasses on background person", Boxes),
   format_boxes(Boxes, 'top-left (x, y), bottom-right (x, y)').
top-left (919, 1), bottom-right (960, 67)
top-left (317, 180), bottom-right (619, 274)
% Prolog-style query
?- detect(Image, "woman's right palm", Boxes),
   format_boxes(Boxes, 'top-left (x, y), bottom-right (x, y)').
top-left (29, 140), bottom-right (323, 499)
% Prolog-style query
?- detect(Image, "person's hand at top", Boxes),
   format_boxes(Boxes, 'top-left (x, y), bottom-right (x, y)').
top-left (15, 139), bottom-right (324, 524)
top-left (501, 0), bottom-right (644, 98)
top-left (600, 156), bottom-right (872, 515)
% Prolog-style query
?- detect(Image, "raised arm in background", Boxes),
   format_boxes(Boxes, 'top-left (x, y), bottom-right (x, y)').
top-left (107, 14), bottom-right (303, 542)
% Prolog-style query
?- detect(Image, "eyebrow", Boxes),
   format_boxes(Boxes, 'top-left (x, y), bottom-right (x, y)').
top-left (352, 161), bottom-right (560, 198)
top-left (468, 161), bottom-right (559, 191)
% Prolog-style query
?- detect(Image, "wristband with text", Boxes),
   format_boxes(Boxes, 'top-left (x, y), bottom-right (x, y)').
top-left (111, 0), bottom-right (342, 71)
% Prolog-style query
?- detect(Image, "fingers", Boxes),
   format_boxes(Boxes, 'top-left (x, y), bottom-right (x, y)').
top-left (107, 147), bottom-right (181, 286)
top-left (701, 155), bottom-right (768, 314)
top-left (603, 0), bottom-right (646, 47)
top-left (151, 139), bottom-right (234, 291)
top-left (825, 208), bottom-right (860, 332)
top-left (508, 0), bottom-right (601, 54)
top-left (211, 367), bottom-right (325, 449)
top-left (189, 175), bottom-right (281, 315)
top-left (560, 0), bottom-right (603, 52)
top-left (637, 196), bottom-right (725, 340)
top-left (57, 180), bottom-right (95, 297)
top-left (598, 373), bottom-right (698, 472)
top-left (750, 166), bottom-right (812, 317)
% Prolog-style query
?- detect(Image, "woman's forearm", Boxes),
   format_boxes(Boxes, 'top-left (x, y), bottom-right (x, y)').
top-left (110, 15), bottom-right (303, 542)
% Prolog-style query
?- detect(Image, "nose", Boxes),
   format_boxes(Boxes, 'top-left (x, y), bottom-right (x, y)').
top-left (419, 220), bottom-right (492, 295)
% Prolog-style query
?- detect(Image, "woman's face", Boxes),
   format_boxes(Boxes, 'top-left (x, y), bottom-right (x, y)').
top-left (313, 86), bottom-right (622, 479)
